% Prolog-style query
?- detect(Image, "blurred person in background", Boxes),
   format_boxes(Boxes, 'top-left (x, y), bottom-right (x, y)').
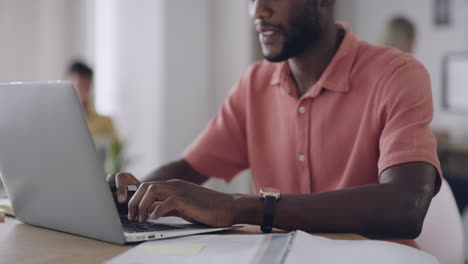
top-left (380, 16), bottom-right (416, 54)
top-left (67, 61), bottom-right (123, 174)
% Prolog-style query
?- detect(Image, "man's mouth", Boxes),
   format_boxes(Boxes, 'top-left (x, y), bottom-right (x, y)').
top-left (262, 30), bottom-right (275, 36)
top-left (258, 28), bottom-right (281, 45)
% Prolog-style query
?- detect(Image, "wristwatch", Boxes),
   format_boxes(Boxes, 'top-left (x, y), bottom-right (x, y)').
top-left (259, 187), bottom-right (281, 233)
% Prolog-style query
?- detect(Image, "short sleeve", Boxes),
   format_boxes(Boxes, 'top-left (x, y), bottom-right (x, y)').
top-left (377, 61), bottom-right (442, 194)
top-left (183, 76), bottom-right (250, 182)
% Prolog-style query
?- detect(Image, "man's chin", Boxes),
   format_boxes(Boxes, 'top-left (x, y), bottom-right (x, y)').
top-left (263, 54), bottom-right (290, 63)
top-left (263, 49), bottom-right (288, 62)
top-left (262, 47), bottom-right (294, 62)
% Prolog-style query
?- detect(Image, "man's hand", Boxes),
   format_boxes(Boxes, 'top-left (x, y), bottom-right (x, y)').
top-left (128, 179), bottom-right (239, 227)
top-left (107, 172), bottom-right (141, 206)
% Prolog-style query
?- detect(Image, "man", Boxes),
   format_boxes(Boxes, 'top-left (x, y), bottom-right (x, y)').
top-left (380, 16), bottom-right (416, 54)
top-left (67, 61), bottom-right (122, 174)
top-left (108, 0), bottom-right (441, 248)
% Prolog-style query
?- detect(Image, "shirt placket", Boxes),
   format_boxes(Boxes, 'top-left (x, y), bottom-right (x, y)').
top-left (295, 99), bottom-right (312, 193)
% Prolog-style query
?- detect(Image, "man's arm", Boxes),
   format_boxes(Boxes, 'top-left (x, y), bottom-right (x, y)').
top-left (127, 161), bottom-right (437, 239)
top-left (141, 159), bottom-right (209, 185)
top-left (236, 162), bottom-right (436, 239)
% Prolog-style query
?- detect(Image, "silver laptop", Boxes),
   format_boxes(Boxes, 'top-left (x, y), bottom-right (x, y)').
top-left (0, 81), bottom-right (238, 244)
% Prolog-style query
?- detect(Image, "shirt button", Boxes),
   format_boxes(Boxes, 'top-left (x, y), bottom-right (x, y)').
top-left (298, 155), bottom-right (306, 163)
top-left (298, 106), bottom-right (306, 114)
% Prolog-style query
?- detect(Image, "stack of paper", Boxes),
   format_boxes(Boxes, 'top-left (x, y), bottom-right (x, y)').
top-left (106, 231), bottom-right (439, 264)
top-left (106, 233), bottom-right (291, 264)
top-left (284, 231), bottom-right (439, 264)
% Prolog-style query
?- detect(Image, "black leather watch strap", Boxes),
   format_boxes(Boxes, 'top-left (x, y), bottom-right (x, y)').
top-left (261, 196), bottom-right (277, 233)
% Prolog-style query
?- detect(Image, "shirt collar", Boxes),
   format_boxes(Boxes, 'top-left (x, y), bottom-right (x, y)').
top-left (270, 63), bottom-right (283, 86)
top-left (270, 22), bottom-right (359, 98)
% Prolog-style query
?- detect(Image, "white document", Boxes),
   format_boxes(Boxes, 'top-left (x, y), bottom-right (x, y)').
top-left (107, 230), bottom-right (439, 264)
top-left (284, 231), bottom-right (439, 264)
top-left (106, 233), bottom-right (288, 264)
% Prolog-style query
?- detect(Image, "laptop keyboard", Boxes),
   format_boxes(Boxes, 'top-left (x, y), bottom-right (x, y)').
top-left (120, 216), bottom-right (184, 233)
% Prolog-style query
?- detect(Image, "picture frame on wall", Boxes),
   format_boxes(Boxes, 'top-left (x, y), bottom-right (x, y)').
top-left (442, 53), bottom-right (468, 113)
top-left (434, 0), bottom-right (452, 26)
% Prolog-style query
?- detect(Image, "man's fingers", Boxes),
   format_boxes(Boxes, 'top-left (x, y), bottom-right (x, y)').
top-left (149, 202), bottom-right (161, 213)
top-left (106, 173), bottom-right (118, 203)
top-left (128, 180), bottom-right (188, 222)
top-left (115, 173), bottom-right (129, 203)
top-left (151, 196), bottom-right (182, 220)
top-left (128, 183), bottom-right (150, 221)
top-left (106, 173), bottom-right (117, 184)
top-left (114, 172), bottom-right (141, 203)
top-left (137, 185), bottom-right (162, 223)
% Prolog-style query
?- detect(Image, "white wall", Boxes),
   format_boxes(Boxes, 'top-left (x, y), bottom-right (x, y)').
top-left (0, 0), bottom-right (89, 82)
top-left (95, 0), bottom-right (167, 177)
top-left (94, 0), bottom-right (254, 193)
top-left (162, 0), bottom-right (212, 162)
top-left (203, 0), bottom-right (254, 193)
top-left (336, 0), bottom-right (468, 146)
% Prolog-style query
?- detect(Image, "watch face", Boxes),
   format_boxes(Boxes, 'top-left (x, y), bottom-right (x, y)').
top-left (260, 187), bottom-right (281, 199)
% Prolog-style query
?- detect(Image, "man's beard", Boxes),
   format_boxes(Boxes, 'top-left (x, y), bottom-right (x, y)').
top-left (264, 9), bottom-right (323, 62)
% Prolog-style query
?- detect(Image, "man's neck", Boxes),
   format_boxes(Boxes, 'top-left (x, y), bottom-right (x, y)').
top-left (288, 23), bottom-right (341, 97)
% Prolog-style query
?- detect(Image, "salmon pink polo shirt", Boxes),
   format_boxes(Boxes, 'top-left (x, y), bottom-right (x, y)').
top-left (184, 23), bottom-right (442, 247)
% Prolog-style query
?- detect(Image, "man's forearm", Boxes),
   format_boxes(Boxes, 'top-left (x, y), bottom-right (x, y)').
top-left (142, 159), bottom-right (209, 185)
top-left (234, 183), bottom-right (432, 239)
